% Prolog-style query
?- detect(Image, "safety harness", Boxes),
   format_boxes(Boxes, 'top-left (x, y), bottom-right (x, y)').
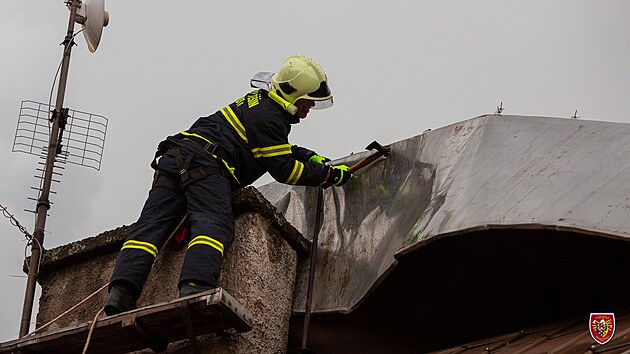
top-left (150, 134), bottom-right (227, 191)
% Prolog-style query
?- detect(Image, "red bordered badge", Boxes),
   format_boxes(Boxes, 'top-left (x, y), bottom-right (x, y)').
top-left (589, 313), bottom-right (615, 345)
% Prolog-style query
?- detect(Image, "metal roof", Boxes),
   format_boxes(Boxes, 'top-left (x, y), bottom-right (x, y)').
top-left (259, 115), bottom-right (630, 314)
top-left (430, 312), bottom-right (630, 353)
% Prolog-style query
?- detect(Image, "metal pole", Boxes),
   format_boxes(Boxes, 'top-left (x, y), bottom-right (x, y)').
top-left (300, 185), bottom-right (324, 351)
top-left (19, 0), bottom-right (79, 338)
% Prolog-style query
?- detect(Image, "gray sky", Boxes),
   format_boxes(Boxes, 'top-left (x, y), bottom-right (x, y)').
top-left (1, 0), bottom-right (629, 341)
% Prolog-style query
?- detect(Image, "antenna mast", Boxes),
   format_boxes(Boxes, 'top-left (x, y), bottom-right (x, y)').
top-left (18, 0), bottom-right (80, 338)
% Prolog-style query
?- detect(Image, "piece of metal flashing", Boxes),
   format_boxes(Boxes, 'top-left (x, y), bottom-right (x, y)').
top-left (259, 115), bottom-right (630, 315)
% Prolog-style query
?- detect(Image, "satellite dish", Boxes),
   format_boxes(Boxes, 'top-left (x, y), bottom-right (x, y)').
top-left (75, 0), bottom-right (109, 53)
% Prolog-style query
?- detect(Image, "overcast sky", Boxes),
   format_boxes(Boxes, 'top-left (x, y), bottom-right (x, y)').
top-left (0, 0), bottom-right (629, 341)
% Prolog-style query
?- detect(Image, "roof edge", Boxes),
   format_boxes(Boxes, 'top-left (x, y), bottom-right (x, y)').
top-left (396, 222), bottom-right (630, 259)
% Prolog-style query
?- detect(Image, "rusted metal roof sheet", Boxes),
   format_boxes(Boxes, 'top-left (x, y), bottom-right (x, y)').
top-left (259, 115), bottom-right (630, 314)
top-left (431, 312), bottom-right (630, 353)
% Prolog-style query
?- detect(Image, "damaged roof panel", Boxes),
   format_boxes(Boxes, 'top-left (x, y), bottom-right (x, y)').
top-left (259, 115), bottom-right (630, 314)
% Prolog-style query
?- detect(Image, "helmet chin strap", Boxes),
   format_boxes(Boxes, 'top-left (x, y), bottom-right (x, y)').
top-left (268, 91), bottom-right (298, 115)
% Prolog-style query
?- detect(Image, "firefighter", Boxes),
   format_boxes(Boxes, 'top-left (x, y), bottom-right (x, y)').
top-left (104, 55), bottom-right (354, 316)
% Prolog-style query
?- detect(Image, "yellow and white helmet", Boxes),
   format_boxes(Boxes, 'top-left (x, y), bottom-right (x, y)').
top-left (270, 55), bottom-right (333, 110)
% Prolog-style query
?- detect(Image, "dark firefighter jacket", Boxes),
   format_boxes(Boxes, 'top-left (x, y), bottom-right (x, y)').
top-left (166, 89), bottom-right (329, 189)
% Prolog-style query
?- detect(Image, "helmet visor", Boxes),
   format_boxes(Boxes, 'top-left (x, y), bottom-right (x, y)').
top-left (304, 80), bottom-right (333, 109)
top-left (308, 80), bottom-right (331, 99)
top-left (312, 97), bottom-right (333, 110)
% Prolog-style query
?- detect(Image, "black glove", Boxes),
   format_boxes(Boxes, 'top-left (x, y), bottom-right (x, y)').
top-left (329, 165), bottom-right (354, 186)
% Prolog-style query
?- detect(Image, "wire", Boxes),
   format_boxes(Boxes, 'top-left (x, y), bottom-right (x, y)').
top-left (41, 28), bottom-right (87, 204)
top-left (47, 57), bottom-right (63, 129)
top-left (47, 28), bottom-right (85, 128)
top-left (23, 236), bottom-right (44, 275)
top-left (0, 203), bottom-right (32, 239)
top-left (1, 203), bottom-right (44, 275)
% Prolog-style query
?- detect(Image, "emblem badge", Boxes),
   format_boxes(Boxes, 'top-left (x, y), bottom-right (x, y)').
top-left (590, 313), bottom-right (615, 345)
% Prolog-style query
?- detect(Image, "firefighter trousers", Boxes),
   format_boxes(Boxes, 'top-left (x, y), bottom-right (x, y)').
top-left (109, 146), bottom-right (234, 298)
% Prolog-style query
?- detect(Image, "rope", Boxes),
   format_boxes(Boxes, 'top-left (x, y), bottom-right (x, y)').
top-left (25, 213), bottom-right (189, 346)
top-left (82, 307), bottom-right (104, 354)
top-left (26, 283), bottom-right (109, 336)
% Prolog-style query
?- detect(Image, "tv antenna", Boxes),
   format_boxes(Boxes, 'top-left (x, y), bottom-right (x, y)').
top-left (13, 0), bottom-right (109, 338)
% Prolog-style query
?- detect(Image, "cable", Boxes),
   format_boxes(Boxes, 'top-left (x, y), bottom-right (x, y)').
top-left (39, 28), bottom-right (87, 205)
top-left (23, 236), bottom-right (44, 275)
top-left (0, 203), bottom-right (43, 272)
top-left (1, 202), bottom-right (44, 275)
top-left (0, 203), bottom-right (33, 239)
top-left (47, 28), bottom-right (85, 126)
top-left (47, 57), bottom-right (63, 129)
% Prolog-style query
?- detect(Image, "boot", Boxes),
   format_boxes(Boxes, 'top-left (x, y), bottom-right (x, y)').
top-left (104, 284), bottom-right (137, 316)
top-left (179, 282), bottom-right (216, 298)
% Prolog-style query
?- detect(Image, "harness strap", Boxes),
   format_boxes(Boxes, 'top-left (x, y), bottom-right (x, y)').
top-left (152, 146), bottom-right (223, 191)
top-left (175, 132), bottom-right (240, 184)
top-left (152, 170), bottom-right (180, 191)
top-left (174, 146), bottom-right (194, 186)
top-left (177, 132), bottom-right (228, 161)
top-left (182, 164), bottom-right (222, 190)
top-left (151, 135), bottom-right (228, 171)
top-left (151, 140), bottom-right (172, 170)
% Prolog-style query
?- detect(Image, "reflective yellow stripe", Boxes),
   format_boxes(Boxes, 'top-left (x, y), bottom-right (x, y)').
top-left (121, 240), bottom-right (158, 258)
top-left (181, 131), bottom-right (213, 145)
top-left (221, 160), bottom-right (240, 184)
top-left (179, 131), bottom-right (241, 184)
top-left (187, 235), bottom-right (224, 256)
top-left (220, 106), bottom-right (248, 143)
top-left (251, 144), bottom-right (292, 158)
top-left (180, 131), bottom-right (219, 155)
top-left (286, 161), bottom-right (304, 185)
